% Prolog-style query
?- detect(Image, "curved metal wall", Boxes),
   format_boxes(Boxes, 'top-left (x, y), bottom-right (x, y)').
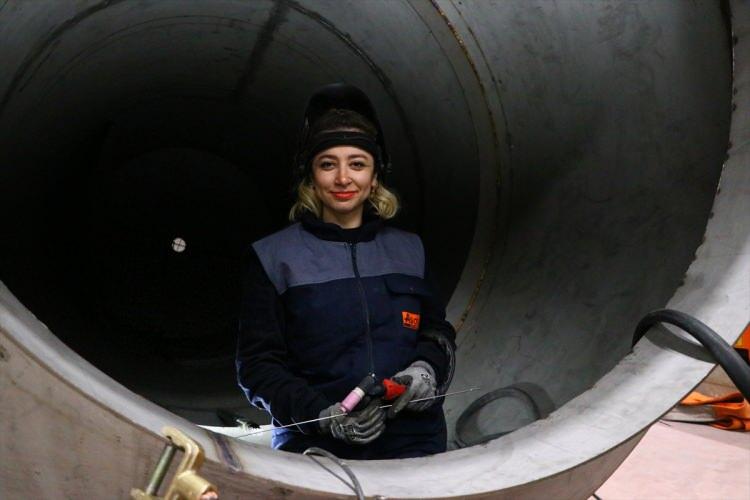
top-left (1, 1), bottom-right (747, 498)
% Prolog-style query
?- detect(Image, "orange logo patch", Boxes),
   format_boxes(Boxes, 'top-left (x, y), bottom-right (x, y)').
top-left (402, 311), bottom-right (420, 330)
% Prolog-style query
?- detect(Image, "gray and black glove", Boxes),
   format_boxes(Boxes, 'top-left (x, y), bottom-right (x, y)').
top-left (318, 398), bottom-right (386, 445)
top-left (387, 360), bottom-right (437, 418)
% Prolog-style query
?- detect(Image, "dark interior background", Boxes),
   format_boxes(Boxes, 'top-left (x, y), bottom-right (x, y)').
top-left (0, 0), bottom-right (480, 425)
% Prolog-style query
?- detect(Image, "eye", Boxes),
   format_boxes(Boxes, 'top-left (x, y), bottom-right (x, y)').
top-left (318, 161), bottom-right (335, 169)
top-left (351, 161), bottom-right (366, 169)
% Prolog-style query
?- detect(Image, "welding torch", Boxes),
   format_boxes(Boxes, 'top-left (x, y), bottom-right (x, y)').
top-left (236, 374), bottom-right (479, 438)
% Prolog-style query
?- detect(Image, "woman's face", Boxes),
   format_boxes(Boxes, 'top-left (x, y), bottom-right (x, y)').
top-left (311, 145), bottom-right (378, 228)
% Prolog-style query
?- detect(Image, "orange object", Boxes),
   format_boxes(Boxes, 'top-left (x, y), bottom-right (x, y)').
top-left (382, 378), bottom-right (407, 400)
top-left (402, 311), bottom-right (421, 330)
top-left (678, 323), bottom-right (750, 431)
top-left (735, 323), bottom-right (750, 363)
top-left (680, 391), bottom-right (750, 431)
top-left (736, 323), bottom-right (750, 349)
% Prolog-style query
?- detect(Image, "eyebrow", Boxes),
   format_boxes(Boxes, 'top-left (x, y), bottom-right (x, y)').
top-left (317, 154), bottom-right (369, 160)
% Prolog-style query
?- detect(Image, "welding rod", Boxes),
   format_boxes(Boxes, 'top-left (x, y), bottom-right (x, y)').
top-left (235, 387), bottom-right (481, 438)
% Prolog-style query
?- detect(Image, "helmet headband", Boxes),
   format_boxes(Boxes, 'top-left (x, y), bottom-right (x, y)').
top-left (303, 130), bottom-right (381, 172)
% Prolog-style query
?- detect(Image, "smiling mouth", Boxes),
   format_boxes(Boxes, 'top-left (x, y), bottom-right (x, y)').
top-left (331, 191), bottom-right (357, 200)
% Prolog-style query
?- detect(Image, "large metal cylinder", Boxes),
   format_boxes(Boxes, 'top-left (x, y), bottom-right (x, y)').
top-left (1, 0), bottom-right (747, 497)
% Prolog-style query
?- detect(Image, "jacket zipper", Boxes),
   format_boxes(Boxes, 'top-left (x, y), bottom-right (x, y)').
top-left (349, 242), bottom-right (375, 376)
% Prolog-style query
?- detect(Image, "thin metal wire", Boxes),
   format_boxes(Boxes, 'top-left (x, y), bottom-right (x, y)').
top-left (235, 387), bottom-right (480, 438)
top-left (303, 447), bottom-right (365, 500)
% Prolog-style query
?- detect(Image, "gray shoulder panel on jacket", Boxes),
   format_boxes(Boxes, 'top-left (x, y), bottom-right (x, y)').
top-left (253, 224), bottom-right (424, 294)
top-left (356, 227), bottom-right (424, 280)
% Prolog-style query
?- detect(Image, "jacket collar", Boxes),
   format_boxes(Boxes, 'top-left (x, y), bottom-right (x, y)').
top-left (300, 207), bottom-right (382, 243)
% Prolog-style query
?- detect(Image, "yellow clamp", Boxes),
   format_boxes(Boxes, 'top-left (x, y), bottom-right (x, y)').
top-left (132, 426), bottom-right (218, 500)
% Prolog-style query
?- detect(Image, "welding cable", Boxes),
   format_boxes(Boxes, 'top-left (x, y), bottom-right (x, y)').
top-left (420, 328), bottom-right (456, 396)
top-left (302, 447), bottom-right (365, 500)
top-left (454, 385), bottom-right (542, 448)
top-left (632, 309), bottom-right (750, 400)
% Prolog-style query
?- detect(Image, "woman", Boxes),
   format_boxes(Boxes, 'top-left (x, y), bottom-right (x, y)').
top-left (236, 83), bottom-right (456, 459)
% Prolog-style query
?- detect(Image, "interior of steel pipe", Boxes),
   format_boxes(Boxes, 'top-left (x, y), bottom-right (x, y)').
top-left (2, 0), bottom-right (747, 498)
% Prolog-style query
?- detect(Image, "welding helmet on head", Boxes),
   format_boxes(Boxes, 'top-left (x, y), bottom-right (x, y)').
top-left (294, 83), bottom-right (391, 181)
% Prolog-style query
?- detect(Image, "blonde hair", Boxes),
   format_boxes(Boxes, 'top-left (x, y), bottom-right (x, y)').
top-left (288, 180), bottom-right (399, 221)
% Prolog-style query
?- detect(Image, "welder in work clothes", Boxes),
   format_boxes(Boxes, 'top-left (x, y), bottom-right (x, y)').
top-left (236, 83), bottom-right (456, 459)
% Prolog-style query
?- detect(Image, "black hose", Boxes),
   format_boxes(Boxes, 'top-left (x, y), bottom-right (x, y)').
top-left (452, 310), bottom-right (748, 448)
top-left (454, 385), bottom-right (542, 448)
top-left (632, 309), bottom-right (750, 400)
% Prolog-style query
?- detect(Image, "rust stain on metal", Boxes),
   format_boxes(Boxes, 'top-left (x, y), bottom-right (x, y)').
top-left (271, 485), bottom-right (294, 497)
top-left (429, 0), bottom-right (509, 156)
top-left (426, 0), bottom-right (508, 334)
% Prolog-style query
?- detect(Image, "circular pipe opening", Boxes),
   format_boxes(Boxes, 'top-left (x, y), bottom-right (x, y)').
top-left (0, 0), bottom-right (483, 426)
top-left (0, 0), bottom-right (732, 456)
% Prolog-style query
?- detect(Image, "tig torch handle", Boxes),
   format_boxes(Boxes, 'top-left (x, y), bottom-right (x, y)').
top-left (340, 376), bottom-right (407, 412)
top-left (382, 378), bottom-right (407, 400)
top-left (340, 374), bottom-right (377, 412)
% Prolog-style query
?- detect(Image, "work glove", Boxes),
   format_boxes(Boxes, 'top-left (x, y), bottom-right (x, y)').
top-left (318, 398), bottom-right (386, 445)
top-left (387, 360), bottom-right (437, 418)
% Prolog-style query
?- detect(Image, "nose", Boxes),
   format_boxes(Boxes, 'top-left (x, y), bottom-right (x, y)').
top-left (335, 165), bottom-right (351, 185)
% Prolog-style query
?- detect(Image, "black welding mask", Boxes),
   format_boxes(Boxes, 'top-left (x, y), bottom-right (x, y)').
top-left (294, 83), bottom-right (391, 182)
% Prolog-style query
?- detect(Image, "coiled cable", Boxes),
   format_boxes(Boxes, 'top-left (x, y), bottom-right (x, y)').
top-left (453, 309), bottom-right (749, 448)
top-left (454, 385), bottom-right (543, 448)
top-left (303, 447), bottom-right (365, 500)
top-left (632, 309), bottom-right (750, 400)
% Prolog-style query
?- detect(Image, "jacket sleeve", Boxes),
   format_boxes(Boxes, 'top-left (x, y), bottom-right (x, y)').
top-left (414, 255), bottom-right (457, 387)
top-left (235, 246), bottom-right (331, 433)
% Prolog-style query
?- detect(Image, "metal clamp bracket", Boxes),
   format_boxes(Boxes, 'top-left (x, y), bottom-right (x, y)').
top-left (131, 426), bottom-right (218, 500)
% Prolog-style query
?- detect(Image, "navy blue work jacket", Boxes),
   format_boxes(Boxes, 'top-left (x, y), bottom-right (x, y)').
top-left (236, 211), bottom-right (455, 459)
